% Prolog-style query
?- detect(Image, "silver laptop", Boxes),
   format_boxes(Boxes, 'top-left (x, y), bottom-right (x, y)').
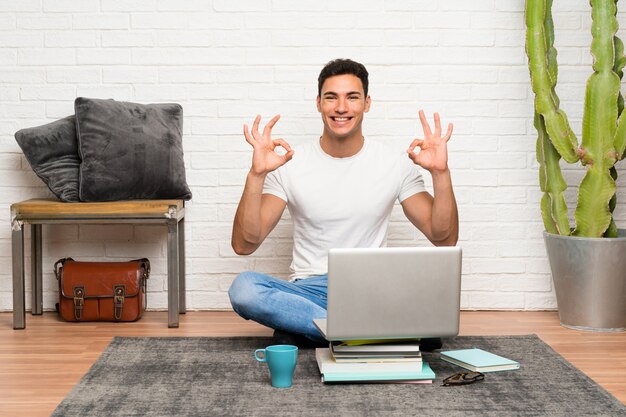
top-left (313, 246), bottom-right (462, 341)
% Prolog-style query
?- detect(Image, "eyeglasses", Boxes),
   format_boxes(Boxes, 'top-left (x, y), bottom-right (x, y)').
top-left (441, 371), bottom-right (485, 387)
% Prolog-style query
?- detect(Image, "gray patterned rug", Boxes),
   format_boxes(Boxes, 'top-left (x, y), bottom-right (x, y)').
top-left (52, 335), bottom-right (625, 417)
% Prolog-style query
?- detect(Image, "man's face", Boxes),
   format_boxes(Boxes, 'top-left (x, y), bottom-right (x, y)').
top-left (317, 74), bottom-right (371, 141)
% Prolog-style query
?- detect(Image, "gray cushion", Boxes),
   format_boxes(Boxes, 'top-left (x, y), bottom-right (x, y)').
top-left (14, 115), bottom-right (80, 202)
top-left (75, 97), bottom-right (192, 202)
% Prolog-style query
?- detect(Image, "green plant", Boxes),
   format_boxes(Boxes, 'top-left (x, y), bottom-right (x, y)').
top-left (526, 0), bottom-right (626, 237)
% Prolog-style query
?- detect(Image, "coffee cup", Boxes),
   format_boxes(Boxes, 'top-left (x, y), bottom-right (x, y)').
top-left (254, 344), bottom-right (298, 388)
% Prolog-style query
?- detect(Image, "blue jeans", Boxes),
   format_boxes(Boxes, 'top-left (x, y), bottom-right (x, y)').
top-left (228, 271), bottom-right (328, 343)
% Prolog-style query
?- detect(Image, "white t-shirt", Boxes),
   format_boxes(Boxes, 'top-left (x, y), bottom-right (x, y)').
top-left (263, 138), bottom-right (427, 279)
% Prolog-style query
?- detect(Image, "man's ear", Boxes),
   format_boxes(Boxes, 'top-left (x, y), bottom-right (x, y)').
top-left (364, 95), bottom-right (371, 113)
top-left (316, 95), bottom-right (321, 112)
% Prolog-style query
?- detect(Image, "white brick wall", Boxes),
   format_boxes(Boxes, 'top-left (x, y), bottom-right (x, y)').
top-left (1, 0), bottom-right (625, 312)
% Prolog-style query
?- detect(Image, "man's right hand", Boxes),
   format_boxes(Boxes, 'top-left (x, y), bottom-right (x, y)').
top-left (244, 114), bottom-right (294, 175)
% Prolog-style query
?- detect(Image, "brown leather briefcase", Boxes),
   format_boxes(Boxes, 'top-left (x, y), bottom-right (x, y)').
top-left (55, 258), bottom-right (150, 322)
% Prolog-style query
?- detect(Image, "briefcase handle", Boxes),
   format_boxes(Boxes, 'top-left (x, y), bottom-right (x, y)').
top-left (133, 258), bottom-right (150, 279)
top-left (54, 257), bottom-right (74, 280)
top-left (54, 258), bottom-right (150, 280)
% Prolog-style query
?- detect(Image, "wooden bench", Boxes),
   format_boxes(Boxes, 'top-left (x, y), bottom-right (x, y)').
top-left (11, 199), bottom-right (186, 329)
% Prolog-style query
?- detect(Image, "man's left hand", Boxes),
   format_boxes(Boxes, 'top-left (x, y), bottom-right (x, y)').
top-left (407, 110), bottom-right (453, 173)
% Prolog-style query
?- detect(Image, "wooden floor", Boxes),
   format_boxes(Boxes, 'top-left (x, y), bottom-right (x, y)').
top-left (1, 310), bottom-right (625, 416)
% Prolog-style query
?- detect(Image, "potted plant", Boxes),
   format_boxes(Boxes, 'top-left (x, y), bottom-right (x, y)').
top-left (525, 0), bottom-right (626, 331)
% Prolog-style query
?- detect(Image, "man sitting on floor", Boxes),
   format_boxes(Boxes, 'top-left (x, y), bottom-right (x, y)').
top-left (228, 58), bottom-right (458, 348)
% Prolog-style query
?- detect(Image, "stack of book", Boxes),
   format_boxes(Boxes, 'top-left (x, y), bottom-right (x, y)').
top-left (316, 340), bottom-right (435, 383)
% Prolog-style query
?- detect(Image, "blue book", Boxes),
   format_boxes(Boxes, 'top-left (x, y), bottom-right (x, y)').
top-left (440, 348), bottom-right (520, 373)
top-left (321, 362), bottom-right (436, 383)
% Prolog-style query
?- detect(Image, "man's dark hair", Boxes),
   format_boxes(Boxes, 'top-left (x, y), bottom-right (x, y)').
top-left (318, 58), bottom-right (369, 97)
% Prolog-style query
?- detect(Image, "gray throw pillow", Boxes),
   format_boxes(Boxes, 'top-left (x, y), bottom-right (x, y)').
top-left (75, 97), bottom-right (192, 202)
top-left (14, 115), bottom-right (80, 202)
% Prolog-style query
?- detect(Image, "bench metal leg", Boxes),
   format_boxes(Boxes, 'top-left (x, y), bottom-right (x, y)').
top-left (31, 224), bottom-right (43, 315)
top-left (12, 220), bottom-right (25, 329)
top-left (167, 221), bottom-right (180, 328)
top-left (178, 218), bottom-right (186, 314)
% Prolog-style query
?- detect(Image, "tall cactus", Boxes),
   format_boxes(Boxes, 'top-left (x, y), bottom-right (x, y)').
top-left (526, 0), bottom-right (626, 238)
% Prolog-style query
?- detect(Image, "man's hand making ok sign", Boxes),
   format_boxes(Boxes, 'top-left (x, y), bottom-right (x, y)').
top-left (407, 110), bottom-right (453, 174)
top-left (244, 114), bottom-right (294, 176)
